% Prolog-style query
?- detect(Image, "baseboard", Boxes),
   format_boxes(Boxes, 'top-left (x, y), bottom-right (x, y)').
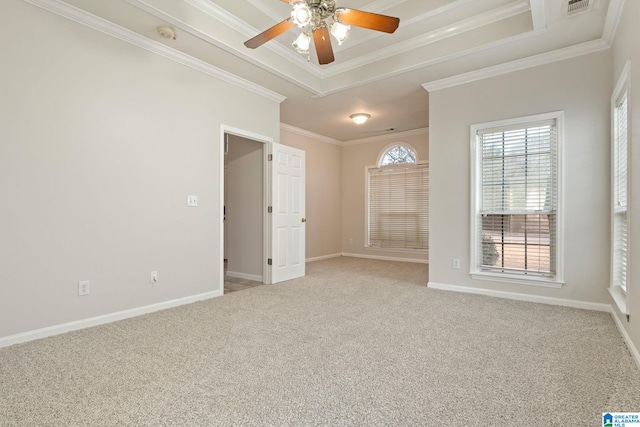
top-left (427, 282), bottom-right (611, 312)
top-left (306, 253), bottom-right (342, 263)
top-left (342, 253), bottom-right (428, 264)
top-left (225, 271), bottom-right (263, 282)
top-left (0, 290), bottom-right (223, 349)
top-left (610, 310), bottom-right (640, 371)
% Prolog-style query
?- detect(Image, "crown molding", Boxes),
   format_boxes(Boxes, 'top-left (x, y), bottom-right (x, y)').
top-left (529, 0), bottom-right (547, 34)
top-left (324, 0), bottom-right (531, 78)
top-left (421, 0), bottom-right (625, 93)
top-left (342, 128), bottom-right (429, 147)
top-left (280, 124), bottom-right (429, 146)
top-left (602, 0), bottom-right (626, 45)
top-left (421, 38), bottom-right (610, 92)
top-left (23, 0), bottom-right (286, 103)
top-left (280, 123), bottom-right (342, 146)
top-left (183, 0), bottom-right (323, 76)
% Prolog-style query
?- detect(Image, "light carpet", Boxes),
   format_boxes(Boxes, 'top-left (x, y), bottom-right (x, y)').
top-left (1, 257), bottom-right (639, 426)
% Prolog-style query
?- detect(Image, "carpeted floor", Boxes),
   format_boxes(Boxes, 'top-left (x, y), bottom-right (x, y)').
top-left (1, 257), bottom-right (639, 426)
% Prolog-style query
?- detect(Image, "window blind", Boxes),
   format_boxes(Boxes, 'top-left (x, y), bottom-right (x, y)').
top-left (613, 92), bottom-right (628, 292)
top-left (368, 163), bottom-right (428, 250)
top-left (477, 120), bottom-right (557, 278)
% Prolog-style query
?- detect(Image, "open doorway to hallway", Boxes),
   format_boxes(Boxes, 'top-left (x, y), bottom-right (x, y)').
top-left (223, 133), bottom-right (265, 294)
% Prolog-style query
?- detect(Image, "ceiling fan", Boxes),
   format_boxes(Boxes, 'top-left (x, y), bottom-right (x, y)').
top-left (244, 0), bottom-right (400, 65)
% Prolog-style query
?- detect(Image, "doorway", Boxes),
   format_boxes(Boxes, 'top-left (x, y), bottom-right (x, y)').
top-left (219, 125), bottom-right (306, 294)
top-left (223, 133), bottom-right (265, 292)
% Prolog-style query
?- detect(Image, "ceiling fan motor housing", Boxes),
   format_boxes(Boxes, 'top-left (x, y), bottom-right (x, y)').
top-left (298, 0), bottom-right (338, 29)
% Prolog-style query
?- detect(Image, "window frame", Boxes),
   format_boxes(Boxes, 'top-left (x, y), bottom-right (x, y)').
top-left (469, 111), bottom-right (564, 287)
top-left (365, 143), bottom-right (428, 253)
top-left (610, 61), bottom-right (631, 315)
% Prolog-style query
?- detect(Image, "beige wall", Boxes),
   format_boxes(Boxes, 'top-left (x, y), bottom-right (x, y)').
top-left (428, 50), bottom-right (612, 303)
top-left (341, 131), bottom-right (429, 262)
top-left (611, 0), bottom-right (640, 357)
top-left (225, 135), bottom-right (264, 280)
top-left (280, 127), bottom-right (342, 260)
top-left (0, 0), bottom-right (280, 338)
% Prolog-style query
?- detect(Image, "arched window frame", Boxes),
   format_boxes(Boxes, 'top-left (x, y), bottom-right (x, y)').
top-left (367, 142), bottom-right (429, 253)
top-left (376, 143), bottom-right (419, 167)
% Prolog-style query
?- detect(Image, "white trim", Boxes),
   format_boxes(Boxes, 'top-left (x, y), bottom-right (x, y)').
top-left (602, 0), bottom-right (626, 45)
top-left (427, 282), bottom-right (610, 312)
top-left (226, 271), bottom-right (263, 282)
top-left (342, 253), bottom-right (428, 264)
top-left (610, 310), bottom-right (640, 371)
top-left (469, 111), bottom-right (565, 287)
top-left (0, 290), bottom-right (222, 349)
top-left (529, 0), bottom-right (547, 34)
top-left (280, 123), bottom-right (342, 146)
top-left (470, 272), bottom-right (564, 289)
top-left (422, 39), bottom-right (609, 92)
top-left (609, 286), bottom-right (629, 315)
top-left (609, 61), bottom-right (631, 314)
top-left (342, 128), bottom-right (429, 147)
top-left (324, 1), bottom-right (531, 78)
top-left (376, 142), bottom-right (421, 167)
top-left (306, 253), bottom-right (342, 263)
top-left (220, 125), bottom-right (274, 286)
top-left (23, 0), bottom-right (286, 104)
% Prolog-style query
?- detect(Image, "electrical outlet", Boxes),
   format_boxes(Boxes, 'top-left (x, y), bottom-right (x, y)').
top-left (78, 280), bottom-right (90, 296)
top-left (150, 271), bottom-right (158, 284)
top-left (452, 259), bottom-right (461, 270)
top-left (348, 238), bottom-right (354, 245)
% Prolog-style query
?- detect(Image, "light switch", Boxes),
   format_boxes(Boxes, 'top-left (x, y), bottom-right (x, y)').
top-left (187, 195), bottom-right (198, 207)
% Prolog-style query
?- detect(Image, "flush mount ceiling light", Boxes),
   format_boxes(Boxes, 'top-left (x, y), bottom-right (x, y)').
top-left (244, 1), bottom-right (400, 65)
top-left (350, 113), bottom-right (370, 125)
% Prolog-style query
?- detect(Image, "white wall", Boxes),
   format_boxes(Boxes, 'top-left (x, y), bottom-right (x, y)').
top-left (280, 127), bottom-right (342, 260)
top-left (225, 135), bottom-right (264, 280)
top-left (428, 50), bottom-right (612, 303)
top-left (0, 0), bottom-right (280, 338)
top-left (610, 0), bottom-right (640, 356)
top-left (341, 131), bottom-right (429, 262)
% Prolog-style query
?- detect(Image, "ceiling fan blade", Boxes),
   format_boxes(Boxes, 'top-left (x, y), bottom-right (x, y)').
top-left (337, 8), bottom-right (400, 33)
top-left (244, 19), bottom-right (294, 49)
top-left (313, 26), bottom-right (335, 65)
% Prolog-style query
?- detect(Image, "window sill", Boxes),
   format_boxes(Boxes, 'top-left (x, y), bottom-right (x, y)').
top-left (470, 272), bottom-right (564, 289)
top-left (609, 285), bottom-right (629, 315)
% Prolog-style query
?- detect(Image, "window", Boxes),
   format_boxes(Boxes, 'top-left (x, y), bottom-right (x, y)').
top-left (610, 62), bottom-right (630, 314)
top-left (367, 144), bottom-right (428, 251)
top-left (471, 112), bottom-right (563, 286)
top-left (380, 145), bottom-right (417, 166)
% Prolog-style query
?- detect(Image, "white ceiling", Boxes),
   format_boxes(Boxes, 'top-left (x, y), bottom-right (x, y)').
top-left (43, 0), bottom-right (616, 141)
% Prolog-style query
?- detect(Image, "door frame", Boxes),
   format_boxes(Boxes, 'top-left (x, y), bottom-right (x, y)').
top-left (220, 125), bottom-right (273, 289)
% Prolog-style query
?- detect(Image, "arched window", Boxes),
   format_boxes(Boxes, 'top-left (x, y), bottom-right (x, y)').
top-left (379, 144), bottom-right (417, 167)
top-left (367, 143), bottom-right (428, 252)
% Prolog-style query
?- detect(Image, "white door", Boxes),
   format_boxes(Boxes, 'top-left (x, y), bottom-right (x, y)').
top-left (270, 142), bottom-right (305, 283)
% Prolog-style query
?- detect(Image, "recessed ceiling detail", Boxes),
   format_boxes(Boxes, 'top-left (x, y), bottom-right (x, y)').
top-left (244, 0), bottom-right (399, 65)
top-left (32, 0), bottom-right (618, 141)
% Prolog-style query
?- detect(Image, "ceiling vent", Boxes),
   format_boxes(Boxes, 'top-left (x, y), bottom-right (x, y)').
top-left (565, 0), bottom-right (593, 16)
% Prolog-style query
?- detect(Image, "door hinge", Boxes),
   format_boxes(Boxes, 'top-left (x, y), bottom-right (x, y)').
top-left (268, 154), bottom-right (273, 161)
top-left (267, 258), bottom-right (272, 266)
top-left (268, 206), bottom-right (272, 213)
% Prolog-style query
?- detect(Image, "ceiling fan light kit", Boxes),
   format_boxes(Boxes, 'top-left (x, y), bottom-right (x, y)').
top-left (244, 0), bottom-right (400, 65)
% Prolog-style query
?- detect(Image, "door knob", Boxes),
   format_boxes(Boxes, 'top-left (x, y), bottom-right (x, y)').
top-left (301, 218), bottom-right (306, 223)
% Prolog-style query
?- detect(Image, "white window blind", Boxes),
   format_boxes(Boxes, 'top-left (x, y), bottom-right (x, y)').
top-left (476, 119), bottom-right (558, 279)
top-left (368, 163), bottom-right (429, 250)
top-left (612, 91), bottom-right (628, 293)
